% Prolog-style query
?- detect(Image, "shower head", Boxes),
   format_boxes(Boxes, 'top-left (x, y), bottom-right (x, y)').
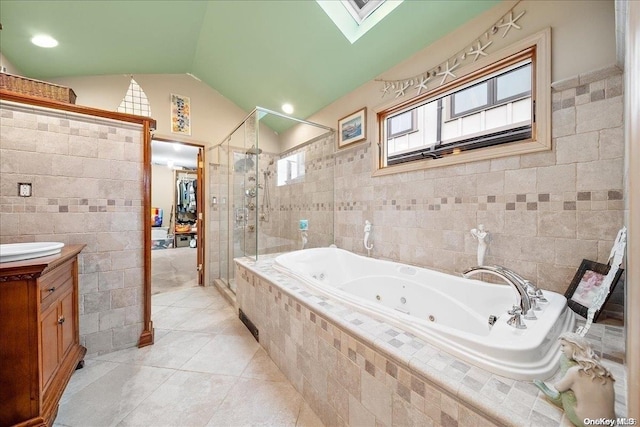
top-left (246, 145), bottom-right (262, 155)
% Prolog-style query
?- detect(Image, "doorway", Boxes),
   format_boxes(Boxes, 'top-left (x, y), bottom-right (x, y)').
top-left (150, 138), bottom-right (205, 295)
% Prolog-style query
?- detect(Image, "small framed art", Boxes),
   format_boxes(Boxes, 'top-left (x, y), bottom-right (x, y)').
top-left (171, 94), bottom-right (191, 135)
top-left (564, 259), bottom-right (623, 321)
top-left (337, 107), bottom-right (366, 148)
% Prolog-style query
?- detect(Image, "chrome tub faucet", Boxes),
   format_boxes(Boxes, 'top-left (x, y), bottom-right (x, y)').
top-left (462, 265), bottom-right (536, 328)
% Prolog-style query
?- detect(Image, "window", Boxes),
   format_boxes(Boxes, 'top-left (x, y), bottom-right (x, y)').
top-left (342, 0), bottom-right (385, 23)
top-left (277, 152), bottom-right (306, 186)
top-left (387, 109), bottom-right (417, 138)
top-left (374, 29), bottom-right (550, 175)
top-left (385, 59), bottom-right (533, 165)
top-left (449, 63), bottom-right (531, 119)
top-left (117, 78), bottom-right (151, 117)
top-left (451, 82), bottom-right (489, 117)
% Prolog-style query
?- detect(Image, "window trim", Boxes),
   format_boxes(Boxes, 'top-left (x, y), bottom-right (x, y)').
top-left (372, 28), bottom-right (551, 177)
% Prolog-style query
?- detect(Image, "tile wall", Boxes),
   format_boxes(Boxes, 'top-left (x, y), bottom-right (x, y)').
top-left (272, 133), bottom-right (336, 251)
top-left (332, 66), bottom-right (625, 301)
top-left (0, 102), bottom-right (145, 355)
top-left (208, 132), bottom-right (335, 286)
top-left (212, 66), bottom-right (625, 320)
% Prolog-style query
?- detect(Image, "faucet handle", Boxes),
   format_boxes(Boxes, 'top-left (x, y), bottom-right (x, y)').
top-left (508, 305), bottom-right (522, 315)
top-left (535, 288), bottom-right (548, 303)
top-left (506, 307), bottom-right (527, 329)
top-left (530, 296), bottom-right (541, 311)
top-left (524, 280), bottom-right (537, 295)
top-left (525, 280), bottom-right (549, 303)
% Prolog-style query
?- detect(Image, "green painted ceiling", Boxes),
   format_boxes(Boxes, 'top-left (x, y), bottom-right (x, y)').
top-left (0, 0), bottom-right (499, 131)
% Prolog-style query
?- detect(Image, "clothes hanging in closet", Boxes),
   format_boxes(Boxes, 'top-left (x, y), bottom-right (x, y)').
top-left (176, 178), bottom-right (198, 217)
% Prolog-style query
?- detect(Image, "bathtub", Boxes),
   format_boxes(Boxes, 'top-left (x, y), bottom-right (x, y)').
top-left (273, 247), bottom-right (575, 380)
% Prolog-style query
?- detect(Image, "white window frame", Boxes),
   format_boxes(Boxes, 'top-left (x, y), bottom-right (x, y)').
top-left (373, 28), bottom-right (551, 176)
top-left (342, 0), bottom-right (385, 24)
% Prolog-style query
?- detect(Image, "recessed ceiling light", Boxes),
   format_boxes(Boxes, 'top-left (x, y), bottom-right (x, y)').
top-left (31, 34), bottom-right (58, 48)
top-left (282, 103), bottom-right (294, 114)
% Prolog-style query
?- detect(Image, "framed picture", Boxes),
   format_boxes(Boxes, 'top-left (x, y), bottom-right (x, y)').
top-left (171, 94), bottom-right (191, 135)
top-left (564, 259), bottom-right (624, 321)
top-left (337, 107), bottom-right (366, 148)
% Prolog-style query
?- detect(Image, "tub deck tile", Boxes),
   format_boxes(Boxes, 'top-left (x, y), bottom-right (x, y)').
top-left (503, 389), bottom-right (536, 419)
top-left (234, 256), bottom-right (628, 427)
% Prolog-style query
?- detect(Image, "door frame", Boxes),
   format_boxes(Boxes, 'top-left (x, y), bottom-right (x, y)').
top-left (140, 135), bottom-right (205, 347)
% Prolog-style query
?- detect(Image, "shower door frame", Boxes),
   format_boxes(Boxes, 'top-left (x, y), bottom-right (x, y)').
top-left (213, 107), bottom-right (335, 293)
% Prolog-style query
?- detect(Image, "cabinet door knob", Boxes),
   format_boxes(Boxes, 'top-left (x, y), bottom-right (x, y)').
top-left (57, 316), bottom-right (65, 325)
top-left (47, 287), bottom-right (56, 293)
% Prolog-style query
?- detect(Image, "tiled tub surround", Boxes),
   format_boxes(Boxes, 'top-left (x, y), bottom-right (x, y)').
top-left (0, 102), bottom-right (145, 355)
top-left (235, 257), bottom-right (627, 427)
top-left (270, 247), bottom-right (575, 381)
top-left (333, 66), bottom-right (625, 303)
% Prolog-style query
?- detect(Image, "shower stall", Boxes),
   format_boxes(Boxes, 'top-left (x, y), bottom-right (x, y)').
top-left (209, 108), bottom-right (334, 293)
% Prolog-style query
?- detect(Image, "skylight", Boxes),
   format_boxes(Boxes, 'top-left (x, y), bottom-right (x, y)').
top-left (316, 0), bottom-right (403, 44)
top-left (342, 0), bottom-right (385, 24)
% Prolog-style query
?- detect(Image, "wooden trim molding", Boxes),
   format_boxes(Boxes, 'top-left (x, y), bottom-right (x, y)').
top-left (139, 120), bottom-right (154, 348)
top-left (0, 89), bottom-right (157, 128)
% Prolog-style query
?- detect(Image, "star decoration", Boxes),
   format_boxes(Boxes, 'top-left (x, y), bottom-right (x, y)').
top-left (377, 8), bottom-right (527, 98)
top-left (498, 10), bottom-right (525, 38)
top-left (395, 82), bottom-right (410, 98)
top-left (381, 82), bottom-right (392, 97)
top-left (437, 60), bottom-right (460, 85)
top-left (468, 40), bottom-right (493, 62)
top-left (414, 75), bottom-right (430, 95)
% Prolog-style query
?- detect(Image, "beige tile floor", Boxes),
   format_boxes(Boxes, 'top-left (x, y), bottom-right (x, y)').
top-left (54, 286), bottom-right (324, 427)
top-left (151, 247), bottom-right (198, 295)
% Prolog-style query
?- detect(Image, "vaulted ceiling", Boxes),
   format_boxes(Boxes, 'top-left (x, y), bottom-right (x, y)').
top-left (0, 1), bottom-right (499, 131)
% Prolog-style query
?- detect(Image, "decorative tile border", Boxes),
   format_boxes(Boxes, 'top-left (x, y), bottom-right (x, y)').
top-left (1, 197), bottom-right (140, 213)
top-left (334, 190), bottom-right (623, 213)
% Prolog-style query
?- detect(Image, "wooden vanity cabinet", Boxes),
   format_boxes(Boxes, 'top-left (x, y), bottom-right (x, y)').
top-left (0, 245), bottom-right (86, 427)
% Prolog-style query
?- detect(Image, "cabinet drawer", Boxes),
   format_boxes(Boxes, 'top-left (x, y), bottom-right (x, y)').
top-left (39, 260), bottom-right (73, 307)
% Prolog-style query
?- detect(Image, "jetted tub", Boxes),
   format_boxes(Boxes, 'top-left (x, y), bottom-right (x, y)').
top-left (0, 242), bottom-right (65, 263)
top-left (273, 247), bottom-right (575, 380)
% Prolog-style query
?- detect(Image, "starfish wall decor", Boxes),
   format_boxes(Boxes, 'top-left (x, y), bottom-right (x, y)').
top-left (375, 5), bottom-right (526, 99)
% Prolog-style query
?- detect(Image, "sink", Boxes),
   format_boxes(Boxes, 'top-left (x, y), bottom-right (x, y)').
top-left (0, 242), bottom-right (65, 263)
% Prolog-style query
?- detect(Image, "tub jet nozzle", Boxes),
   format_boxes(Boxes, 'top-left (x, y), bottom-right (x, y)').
top-left (488, 315), bottom-right (498, 327)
